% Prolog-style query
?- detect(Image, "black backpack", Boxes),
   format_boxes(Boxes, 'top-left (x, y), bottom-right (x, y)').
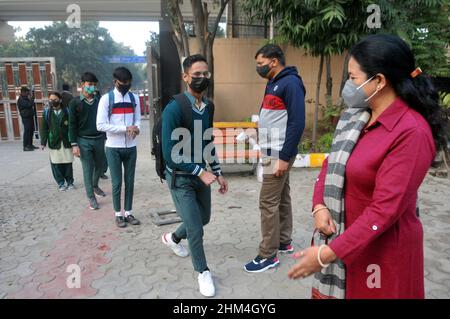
top-left (152, 93), bottom-right (215, 182)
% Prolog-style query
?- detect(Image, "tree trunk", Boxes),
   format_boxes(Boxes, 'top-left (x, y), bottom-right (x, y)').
top-left (312, 53), bottom-right (324, 151)
top-left (206, 39), bottom-right (214, 99)
top-left (167, 0), bottom-right (229, 100)
top-left (325, 54), bottom-right (332, 105)
top-left (191, 0), bottom-right (207, 55)
top-left (204, 0), bottom-right (229, 100)
top-left (338, 51), bottom-right (351, 106)
top-left (168, 0), bottom-right (190, 62)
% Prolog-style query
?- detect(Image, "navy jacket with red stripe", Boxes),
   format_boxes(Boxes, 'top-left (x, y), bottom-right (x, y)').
top-left (258, 66), bottom-right (305, 161)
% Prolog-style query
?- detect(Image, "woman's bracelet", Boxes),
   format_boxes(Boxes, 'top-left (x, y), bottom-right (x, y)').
top-left (318, 244), bottom-right (330, 268)
top-left (311, 206), bottom-right (328, 217)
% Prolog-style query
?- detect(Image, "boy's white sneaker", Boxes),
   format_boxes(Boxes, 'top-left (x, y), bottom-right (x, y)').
top-left (162, 233), bottom-right (189, 257)
top-left (198, 270), bottom-right (215, 297)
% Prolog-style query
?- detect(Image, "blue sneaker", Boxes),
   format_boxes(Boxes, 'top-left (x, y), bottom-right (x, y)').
top-left (244, 255), bottom-right (280, 273)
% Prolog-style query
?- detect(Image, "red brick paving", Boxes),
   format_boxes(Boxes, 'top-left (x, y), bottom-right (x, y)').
top-left (8, 195), bottom-right (119, 299)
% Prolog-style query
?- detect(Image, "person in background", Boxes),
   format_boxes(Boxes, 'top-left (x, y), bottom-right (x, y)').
top-left (68, 72), bottom-right (107, 210)
top-left (18, 86), bottom-right (37, 151)
top-left (288, 34), bottom-right (447, 299)
top-left (61, 83), bottom-right (73, 108)
top-left (40, 91), bottom-right (74, 191)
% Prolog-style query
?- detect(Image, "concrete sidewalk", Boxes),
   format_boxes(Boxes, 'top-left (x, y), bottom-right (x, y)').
top-left (0, 119), bottom-right (449, 299)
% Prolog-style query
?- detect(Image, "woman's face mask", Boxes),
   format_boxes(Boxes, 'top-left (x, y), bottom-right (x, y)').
top-left (49, 99), bottom-right (60, 108)
top-left (342, 75), bottom-right (378, 108)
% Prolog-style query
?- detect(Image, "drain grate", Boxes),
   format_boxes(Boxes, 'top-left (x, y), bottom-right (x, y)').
top-left (149, 209), bottom-right (182, 226)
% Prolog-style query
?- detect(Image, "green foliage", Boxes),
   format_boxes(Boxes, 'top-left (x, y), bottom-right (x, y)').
top-left (298, 138), bottom-right (313, 154)
top-left (440, 92), bottom-right (450, 109)
top-left (242, 0), bottom-right (371, 57)
top-left (242, 0), bottom-right (450, 76)
top-left (298, 132), bottom-right (333, 153)
top-left (146, 31), bottom-right (160, 55)
top-left (316, 132), bottom-right (334, 153)
top-left (1, 21), bottom-right (145, 91)
top-left (378, 0), bottom-right (450, 77)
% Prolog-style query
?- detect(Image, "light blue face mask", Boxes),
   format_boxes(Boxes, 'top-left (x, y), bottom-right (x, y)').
top-left (342, 75), bottom-right (378, 108)
top-left (84, 85), bottom-right (96, 95)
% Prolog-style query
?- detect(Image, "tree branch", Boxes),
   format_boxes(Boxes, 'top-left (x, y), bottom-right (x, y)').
top-left (191, 0), bottom-right (206, 55)
top-left (209, 0), bottom-right (230, 45)
top-left (169, 0), bottom-right (190, 57)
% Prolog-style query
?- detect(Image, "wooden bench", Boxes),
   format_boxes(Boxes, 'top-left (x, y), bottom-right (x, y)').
top-left (213, 122), bottom-right (261, 172)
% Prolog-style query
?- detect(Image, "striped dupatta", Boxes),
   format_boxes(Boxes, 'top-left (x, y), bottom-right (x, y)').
top-left (311, 107), bottom-right (371, 299)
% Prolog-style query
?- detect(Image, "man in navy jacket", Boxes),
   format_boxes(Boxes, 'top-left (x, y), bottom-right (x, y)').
top-left (245, 44), bottom-right (306, 273)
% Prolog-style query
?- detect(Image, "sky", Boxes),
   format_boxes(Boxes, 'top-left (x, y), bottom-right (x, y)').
top-left (8, 21), bottom-right (159, 56)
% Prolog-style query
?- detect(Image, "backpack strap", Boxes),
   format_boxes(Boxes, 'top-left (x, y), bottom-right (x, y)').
top-left (108, 90), bottom-right (114, 121)
top-left (173, 93), bottom-right (215, 130)
top-left (206, 100), bottom-right (215, 128)
top-left (44, 107), bottom-right (50, 127)
top-left (128, 92), bottom-right (136, 125)
top-left (173, 93), bottom-right (193, 130)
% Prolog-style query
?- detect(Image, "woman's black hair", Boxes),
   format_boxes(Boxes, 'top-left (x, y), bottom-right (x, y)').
top-left (48, 91), bottom-right (61, 99)
top-left (350, 34), bottom-right (448, 150)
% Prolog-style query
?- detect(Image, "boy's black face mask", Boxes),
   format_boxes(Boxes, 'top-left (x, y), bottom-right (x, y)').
top-left (116, 81), bottom-right (131, 95)
top-left (189, 77), bottom-right (210, 93)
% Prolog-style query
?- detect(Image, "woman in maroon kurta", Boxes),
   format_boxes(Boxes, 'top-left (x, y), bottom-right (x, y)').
top-left (287, 35), bottom-right (447, 299)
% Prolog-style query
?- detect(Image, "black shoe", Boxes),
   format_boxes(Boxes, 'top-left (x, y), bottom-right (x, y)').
top-left (125, 214), bottom-right (141, 225)
top-left (93, 187), bottom-right (106, 197)
top-left (23, 146), bottom-right (34, 151)
top-left (89, 197), bottom-right (99, 210)
top-left (116, 216), bottom-right (127, 228)
top-left (100, 174), bottom-right (108, 179)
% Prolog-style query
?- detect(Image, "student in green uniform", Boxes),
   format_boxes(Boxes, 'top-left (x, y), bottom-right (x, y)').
top-left (68, 72), bottom-right (107, 210)
top-left (161, 55), bottom-right (228, 297)
top-left (40, 91), bottom-right (74, 191)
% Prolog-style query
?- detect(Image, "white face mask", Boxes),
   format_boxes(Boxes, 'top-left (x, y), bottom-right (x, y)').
top-left (342, 75), bottom-right (379, 108)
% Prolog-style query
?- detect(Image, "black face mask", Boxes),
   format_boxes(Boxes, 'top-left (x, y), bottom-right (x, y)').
top-left (256, 63), bottom-right (272, 79)
top-left (117, 83), bottom-right (131, 95)
top-left (49, 100), bottom-right (60, 108)
top-left (189, 77), bottom-right (210, 93)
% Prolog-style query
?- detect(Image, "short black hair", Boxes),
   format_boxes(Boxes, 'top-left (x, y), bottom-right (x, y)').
top-left (183, 54), bottom-right (208, 73)
top-left (48, 91), bottom-right (61, 99)
top-left (113, 67), bottom-right (133, 82)
top-left (255, 44), bottom-right (286, 66)
top-left (20, 86), bottom-right (30, 94)
top-left (80, 72), bottom-right (98, 83)
top-left (62, 83), bottom-right (70, 91)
